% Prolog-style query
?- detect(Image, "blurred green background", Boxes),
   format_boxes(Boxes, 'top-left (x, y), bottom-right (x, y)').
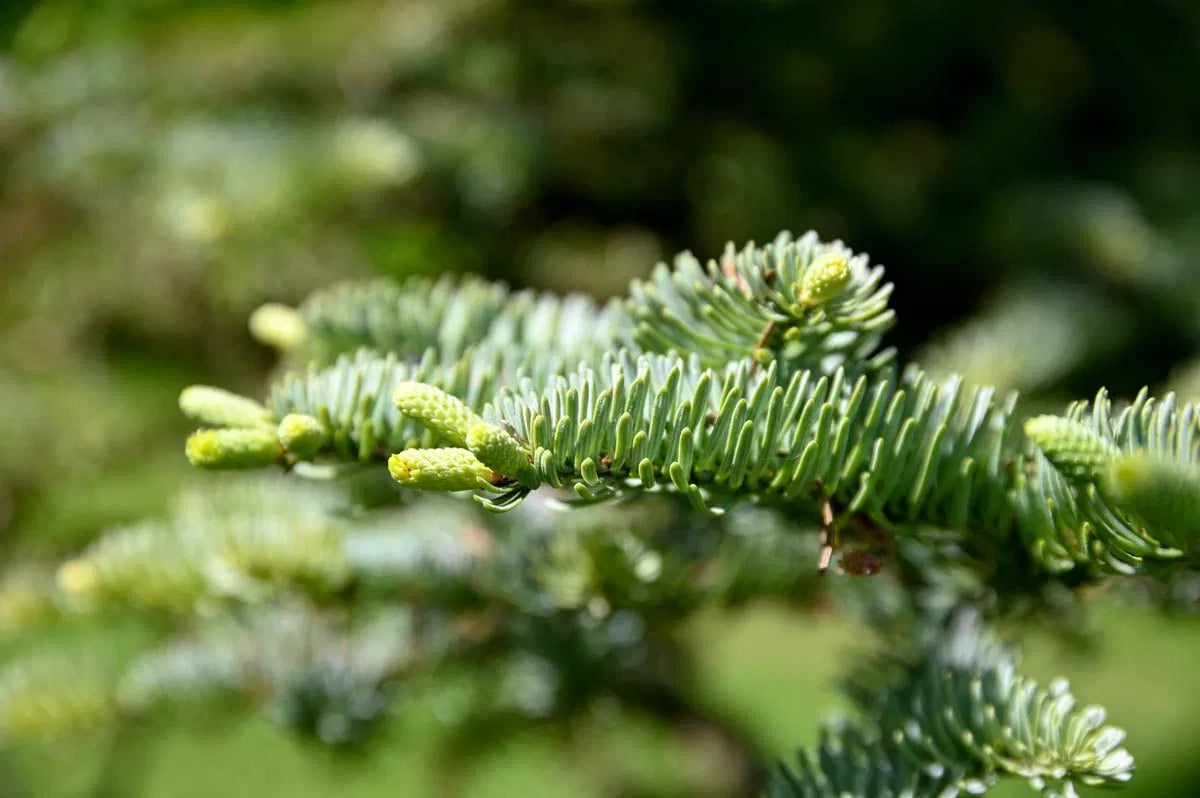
top-left (2, 1), bottom-right (1200, 795)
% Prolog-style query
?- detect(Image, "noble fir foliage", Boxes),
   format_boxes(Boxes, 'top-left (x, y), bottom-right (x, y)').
top-left (10, 229), bottom-right (1200, 796)
top-left (187, 230), bottom-right (1197, 577)
top-left (167, 228), bottom-right (1200, 796)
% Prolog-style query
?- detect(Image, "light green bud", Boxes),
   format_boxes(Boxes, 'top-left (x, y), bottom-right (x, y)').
top-left (393, 382), bottom-right (483, 447)
top-left (277, 413), bottom-right (328, 460)
top-left (1024, 416), bottom-right (1119, 484)
top-left (185, 428), bottom-right (281, 469)
top-left (388, 448), bottom-right (501, 492)
top-left (1105, 453), bottom-right (1200, 548)
top-left (799, 252), bottom-right (852, 307)
top-left (179, 386), bottom-right (273, 429)
top-left (248, 303), bottom-right (306, 351)
top-left (466, 422), bottom-right (534, 483)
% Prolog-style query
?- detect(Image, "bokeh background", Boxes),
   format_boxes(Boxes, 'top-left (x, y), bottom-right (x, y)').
top-left (2, 1), bottom-right (1200, 796)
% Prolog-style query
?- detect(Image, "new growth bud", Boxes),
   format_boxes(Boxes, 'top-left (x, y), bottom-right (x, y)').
top-left (1105, 453), bottom-right (1200, 548)
top-left (185, 428), bottom-right (282, 469)
top-left (248, 303), bottom-right (307, 351)
top-left (466, 422), bottom-right (534, 484)
top-left (179, 386), bottom-right (273, 429)
top-left (799, 251), bottom-right (852, 307)
top-left (388, 448), bottom-right (501, 492)
top-left (393, 382), bottom-right (483, 447)
top-left (277, 413), bottom-right (328, 460)
top-left (1024, 416), bottom-right (1119, 484)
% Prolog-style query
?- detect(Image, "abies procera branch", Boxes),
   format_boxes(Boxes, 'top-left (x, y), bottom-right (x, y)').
top-left (183, 231), bottom-right (1200, 577)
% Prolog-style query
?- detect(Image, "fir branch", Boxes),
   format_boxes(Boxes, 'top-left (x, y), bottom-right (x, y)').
top-left (477, 353), bottom-right (1016, 524)
top-left (0, 602), bottom-right (417, 749)
top-left (267, 350), bottom-right (445, 462)
top-left (627, 231), bottom-right (895, 372)
top-left (180, 231), bottom-right (895, 474)
top-left (277, 272), bottom-right (628, 371)
top-left (770, 612), bottom-right (1133, 797)
top-left (1015, 388), bottom-right (1200, 572)
top-left (193, 295), bottom-right (627, 470)
top-left (51, 476), bottom-right (500, 618)
top-left (288, 274), bottom-right (514, 365)
top-left (390, 353), bottom-right (1030, 558)
top-left (393, 355), bottom-right (1200, 573)
top-left (120, 602), bottom-right (414, 746)
top-left (25, 485), bottom-right (827, 748)
top-left (165, 230), bottom-right (1198, 608)
top-left (277, 232), bottom-right (893, 379)
top-left (56, 478), bottom-right (354, 612)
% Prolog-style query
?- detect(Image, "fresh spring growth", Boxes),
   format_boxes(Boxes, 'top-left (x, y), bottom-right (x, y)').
top-left (178, 386), bottom-right (273, 429)
top-left (277, 413), bottom-right (328, 460)
top-left (388, 448), bottom-right (501, 492)
top-left (1105, 453), bottom-right (1200, 548)
top-left (248, 302), bottom-right (307, 351)
top-left (798, 251), bottom-right (852, 307)
top-left (185, 428), bottom-right (282, 469)
top-left (1024, 416), bottom-right (1120, 484)
top-left (466, 422), bottom-right (535, 484)
top-left (393, 382), bottom-right (483, 448)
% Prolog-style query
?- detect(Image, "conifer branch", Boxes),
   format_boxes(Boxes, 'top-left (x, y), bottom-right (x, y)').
top-left (271, 272), bottom-right (627, 370)
top-left (154, 227), bottom-right (1200, 794)
top-left (12, 482), bottom-right (827, 749)
top-left (288, 274), bottom-right (514, 365)
top-left (180, 231), bottom-right (1200, 576)
top-left (770, 612), bottom-right (1133, 797)
top-left (627, 231), bottom-right (895, 372)
top-left (1016, 389), bottom-right (1200, 572)
top-left (55, 478), bottom-right (355, 612)
top-left (120, 602), bottom-right (414, 746)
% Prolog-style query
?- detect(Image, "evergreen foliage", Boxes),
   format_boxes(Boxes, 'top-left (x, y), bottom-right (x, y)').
top-left (770, 612), bottom-right (1132, 798)
top-left (6, 3), bottom-right (1200, 794)
top-left (182, 234), bottom-right (1200, 581)
top-left (42, 226), bottom-right (1193, 795)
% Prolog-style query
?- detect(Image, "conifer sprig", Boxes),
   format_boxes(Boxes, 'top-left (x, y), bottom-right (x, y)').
top-left (1016, 389), bottom-right (1200, 572)
top-left (770, 612), bottom-right (1133, 797)
top-left (55, 478), bottom-right (354, 612)
top-left (180, 231), bottom-right (1200, 576)
top-left (627, 231), bottom-right (895, 371)
top-left (287, 274), bottom-right (513, 364)
top-left (271, 272), bottom-right (627, 370)
top-left (474, 353), bottom-right (1018, 531)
